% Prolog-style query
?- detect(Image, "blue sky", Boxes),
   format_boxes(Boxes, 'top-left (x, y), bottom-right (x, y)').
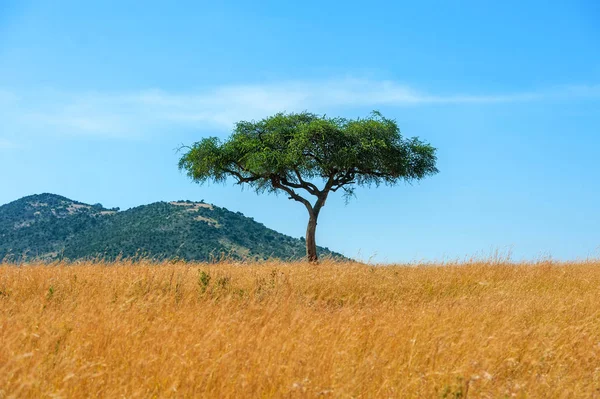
top-left (1, 0), bottom-right (599, 262)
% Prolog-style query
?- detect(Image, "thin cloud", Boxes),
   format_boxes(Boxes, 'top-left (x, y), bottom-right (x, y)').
top-left (0, 138), bottom-right (17, 149)
top-left (1, 79), bottom-right (598, 140)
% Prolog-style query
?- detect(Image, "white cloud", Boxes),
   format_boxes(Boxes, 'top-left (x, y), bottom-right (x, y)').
top-left (0, 79), bottom-right (598, 140)
top-left (0, 138), bottom-right (17, 149)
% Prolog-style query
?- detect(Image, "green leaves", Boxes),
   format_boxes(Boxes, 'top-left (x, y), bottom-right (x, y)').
top-left (179, 111), bottom-right (438, 199)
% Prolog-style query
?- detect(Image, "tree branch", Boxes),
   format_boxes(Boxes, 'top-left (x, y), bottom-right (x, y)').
top-left (275, 170), bottom-right (320, 197)
top-left (270, 176), bottom-right (313, 213)
top-left (222, 168), bottom-right (261, 184)
top-left (293, 168), bottom-right (320, 195)
top-left (302, 151), bottom-right (324, 165)
top-left (331, 169), bottom-right (356, 187)
top-left (279, 176), bottom-right (310, 192)
top-left (330, 182), bottom-right (355, 192)
top-left (311, 174), bottom-right (337, 217)
top-left (354, 168), bottom-right (389, 178)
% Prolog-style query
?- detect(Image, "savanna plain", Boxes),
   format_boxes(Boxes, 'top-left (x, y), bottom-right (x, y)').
top-left (1, 259), bottom-right (600, 398)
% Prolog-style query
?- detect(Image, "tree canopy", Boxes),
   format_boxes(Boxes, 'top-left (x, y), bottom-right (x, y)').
top-left (179, 111), bottom-right (438, 261)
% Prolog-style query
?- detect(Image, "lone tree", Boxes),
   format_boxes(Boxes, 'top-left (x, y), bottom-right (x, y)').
top-left (179, 111), bottom-right (438, 262)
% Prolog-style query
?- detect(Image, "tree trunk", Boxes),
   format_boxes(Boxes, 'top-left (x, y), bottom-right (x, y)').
top-left (306, 214), bottom-right (318, 262)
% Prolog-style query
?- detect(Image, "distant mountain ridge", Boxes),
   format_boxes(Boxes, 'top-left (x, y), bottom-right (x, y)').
top-left (0, 193), bottom-right (342, 262)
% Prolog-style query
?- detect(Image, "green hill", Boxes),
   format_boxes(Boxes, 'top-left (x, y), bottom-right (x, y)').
top-left (0, 193), bottom-right (342, 262)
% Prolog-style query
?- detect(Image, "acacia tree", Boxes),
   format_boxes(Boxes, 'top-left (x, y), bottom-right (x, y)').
top-left (179, 111), bottom-right (438, 262)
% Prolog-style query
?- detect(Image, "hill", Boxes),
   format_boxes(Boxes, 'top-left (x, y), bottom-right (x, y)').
top-left (0, 193), bottom-right (342, 262)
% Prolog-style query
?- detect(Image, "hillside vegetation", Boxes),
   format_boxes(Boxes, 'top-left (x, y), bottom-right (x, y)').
top-left (0, 193), bottom-right (341, 262)
top-left (1, 260), bottom-right (600, 397)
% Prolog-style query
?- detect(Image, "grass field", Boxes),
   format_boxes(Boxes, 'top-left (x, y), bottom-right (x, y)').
top-left (1, 259), bottom-right (600, 398)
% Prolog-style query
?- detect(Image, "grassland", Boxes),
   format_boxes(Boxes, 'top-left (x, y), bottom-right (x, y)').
top-left (1, 259), bottom-right (600, 398)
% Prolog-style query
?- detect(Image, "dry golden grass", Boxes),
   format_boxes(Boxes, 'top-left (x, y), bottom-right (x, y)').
top-left (1, 259), bottom-right (600, 398)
